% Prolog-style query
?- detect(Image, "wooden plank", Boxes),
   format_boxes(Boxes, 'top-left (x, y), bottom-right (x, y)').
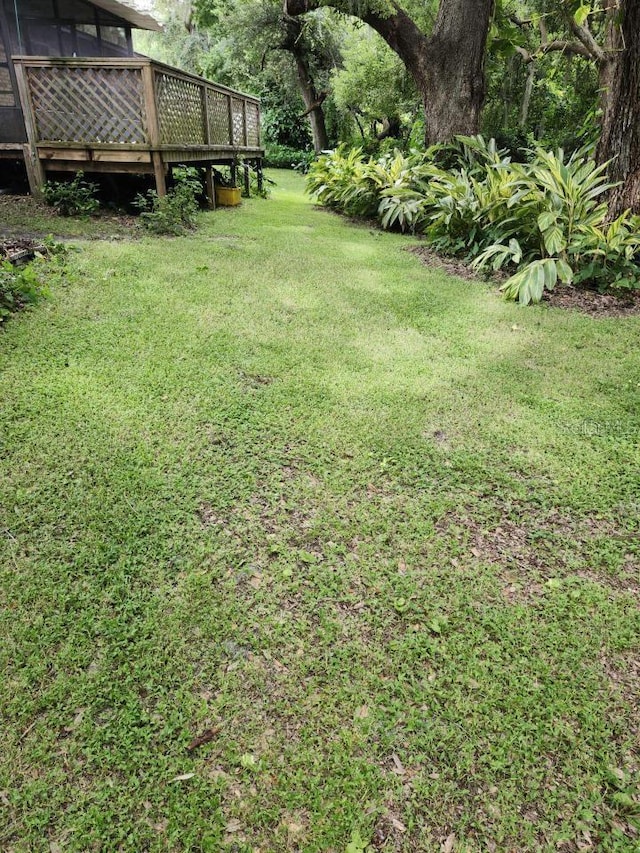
top-left (242, 99), bottom-right (248, 147)
top-left (43, 161), bottom-right (154, 174)
top-left (152, 151), bottom-right (166, 196)
top-left (202, 84), bottom-right (211, 146)
top-left (36, 142), bottom-right (151, 151)
top-left (227, 95), bottom-right (234, 147)
top-left (12, 63), bottom-right (45, 195)
top-left (141, 64), bottom-right (160, 147)
top-left (39, 148), bottom-right (152, 164)
top-left (204, 164), bottom-right (215, 209)
top-left (91, 150), bottom-right (152, 163)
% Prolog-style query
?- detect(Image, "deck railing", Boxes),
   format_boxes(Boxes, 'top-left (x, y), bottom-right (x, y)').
top-left (11, 56), bottom-right (261, 152)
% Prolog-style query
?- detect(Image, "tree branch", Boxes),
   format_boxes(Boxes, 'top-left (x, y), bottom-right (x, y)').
top-left (284, 0), bottom-right (429, 81)
top-left (565, 10), bottom-right (607, 62)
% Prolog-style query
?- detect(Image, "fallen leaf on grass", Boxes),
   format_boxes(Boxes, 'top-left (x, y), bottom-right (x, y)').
top-left (355, 706), bottom-right (369, 719)
top-left (389, 816), bottom-right (406, 832)
top-left (169, 773), bottom-right (195, 782)
top-left (187, 725), bottom-right (222, 752)
top-left (391, 754), bottom-right (405, 775)
top-left (249, 574), bottom-right (262, 589)
top-left (441, 833), bottom-right (455, 852)
top-left (225, 819), bottom-right (242, 833)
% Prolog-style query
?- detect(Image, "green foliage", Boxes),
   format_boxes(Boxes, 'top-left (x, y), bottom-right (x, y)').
top-left (264, 144), bottom-right (314, 170)
top-left (0, 260), bottom-right (43, 323)
top-left (306, 145), bottom-right (415, 218)
top-left (43, 172), bottom-right (99, 216)
top-left (262, 100), bottom-right (313, 150)
top-left (0, 239), bottom-right (67, 323)
top-left (134, 168), bottom-right (202, 235)
top-left (308, 137), bottom-right (640, 303)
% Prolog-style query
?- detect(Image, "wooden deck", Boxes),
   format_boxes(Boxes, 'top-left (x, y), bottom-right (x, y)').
top-left (8, 56), bottom-right (263, 199)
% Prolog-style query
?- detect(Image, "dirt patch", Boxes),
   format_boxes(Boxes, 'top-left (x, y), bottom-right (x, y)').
top-left (408, 244), bottom-right (640, 317)
top-left (543, 284), bottom-right (640, 317)
top-left (435, 505), bottom-right (639, 599)
top-left (408, 245), bottom-right (484, 282)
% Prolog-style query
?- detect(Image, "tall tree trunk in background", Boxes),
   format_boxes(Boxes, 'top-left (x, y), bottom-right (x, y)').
top-left (596, 0), bottom-right (640, 216)
top-left (280, 15), bottom-right (329, 151)
top-left (285, 0), bottom-right (494, 144)
top-left (420, 0), bottom-right (493, 142)
top-left (294, 54), bottom-right (329, 151)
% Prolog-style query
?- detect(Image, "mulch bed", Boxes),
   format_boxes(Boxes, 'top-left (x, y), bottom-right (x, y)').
top-left (408, 244), bottom-right (640, 318)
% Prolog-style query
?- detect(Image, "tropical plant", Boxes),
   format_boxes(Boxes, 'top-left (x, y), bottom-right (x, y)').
top-left (307, 137), bottom-right (640, 304)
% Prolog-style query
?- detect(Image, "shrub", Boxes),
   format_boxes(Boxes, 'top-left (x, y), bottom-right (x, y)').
top-left (264, 144), bottom-right (314, 169)
top-left (134, 169), bottom-right (201, 235)
top-left (307, 138), bottom-right (640, 304)
top-left (43, 172), bottom-right (99, 216)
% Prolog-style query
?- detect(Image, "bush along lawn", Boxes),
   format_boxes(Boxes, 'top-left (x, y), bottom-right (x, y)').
top-left (306, 138), bottom-right (640, 305)
top-left (0, 170), bottom-right (639, 852)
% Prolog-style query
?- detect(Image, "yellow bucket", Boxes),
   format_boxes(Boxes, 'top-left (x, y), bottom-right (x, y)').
top-left (215, 186), bottom-right (242, 206)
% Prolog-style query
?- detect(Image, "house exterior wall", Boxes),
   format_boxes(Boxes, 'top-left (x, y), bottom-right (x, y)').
top-left (0, 0), bottom-right (134, 143)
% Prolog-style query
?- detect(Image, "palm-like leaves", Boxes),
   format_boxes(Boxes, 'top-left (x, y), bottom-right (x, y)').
top-left (306, 139), bottom-right (640, 304)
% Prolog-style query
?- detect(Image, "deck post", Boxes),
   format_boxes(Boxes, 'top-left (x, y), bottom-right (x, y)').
top-left (242, 163), bottom-right (250, 197)
top-left (256, 159), bottom-right (263, 193)
top-left (141, 62), bottom-right (166, 197)
top-left (152, 151), bottom-right (166, 196)
top-left (204, 164), bottom-right (216, 209)
top-left (21, 143), bottom-right (45, 197)
top-left (13, 62), bottom-right (45, 196)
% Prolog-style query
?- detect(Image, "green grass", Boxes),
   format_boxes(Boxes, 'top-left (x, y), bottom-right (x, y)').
top-left (0, 193), bottom-right (135, 240)
top-left (1, 170), bottom-right (639, 852)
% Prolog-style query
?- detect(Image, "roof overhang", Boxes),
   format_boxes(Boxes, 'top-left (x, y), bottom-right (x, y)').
top-left (90, 0), bottom-right (163, 31)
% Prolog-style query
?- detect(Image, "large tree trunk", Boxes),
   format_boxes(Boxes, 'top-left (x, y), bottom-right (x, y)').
top-left (285, 0), bottom-right (494, 145)
top-left (294, 54), bottom-right (329, 151)
top-left (596, 0), bottom-right (640, 217)
top-left (420, 0), bottom-right (494, 142)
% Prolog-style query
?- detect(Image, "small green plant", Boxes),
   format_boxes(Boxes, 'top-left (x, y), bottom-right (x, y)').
top-left (0, 241), bottom-right (65, 324)
top-left (43, 172), bottom-right (99, 216)
top-left (134, 169), bottom-right (201, 235)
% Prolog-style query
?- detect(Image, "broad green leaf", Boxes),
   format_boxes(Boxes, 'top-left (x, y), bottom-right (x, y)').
top-left (538, 211), bottom-right (558, 231)
top-left (543, 225), bottom-right (566, 256)
top-left (574, 5), bottom-right (591, 26)
top-left (555, 258), bottom-right (574, 284)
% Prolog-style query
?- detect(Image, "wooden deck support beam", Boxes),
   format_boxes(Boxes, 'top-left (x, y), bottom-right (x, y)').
top-left (204, 164), bottom-right (216, 209)
top-left (152, 151), bottom-right (166, 197)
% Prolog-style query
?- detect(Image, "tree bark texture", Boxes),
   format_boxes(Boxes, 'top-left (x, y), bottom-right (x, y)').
top-left (285, 0), bottom-right (494, 144)
top-left (596, 0), bottom-right (640, 216)
top-left (294, 53), bottom-right (330, 151)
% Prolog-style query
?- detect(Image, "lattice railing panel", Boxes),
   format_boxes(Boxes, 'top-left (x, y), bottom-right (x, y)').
top-left (207, 89), bottom-right (231, 145)
top-left (26, 67), bottom-right (145, 143)
top-left (246, 103), bottom-right (259, 147)
top-left (231, 98), bottom-right (245, 146)
top-left (156, 73), bottom-right (205, 145)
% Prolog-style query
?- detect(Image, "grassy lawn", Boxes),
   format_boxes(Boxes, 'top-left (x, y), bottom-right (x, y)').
top-left (1, 169), bottom-right (639, 852)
